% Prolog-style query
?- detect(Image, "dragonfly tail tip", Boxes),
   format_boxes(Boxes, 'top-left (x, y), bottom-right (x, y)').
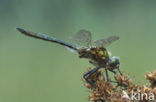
top-left (16, 28), bottom-right (25, 33)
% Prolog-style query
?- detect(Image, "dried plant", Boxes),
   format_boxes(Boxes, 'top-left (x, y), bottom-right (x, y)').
top-left (83, 68), bottom-right (156, 102)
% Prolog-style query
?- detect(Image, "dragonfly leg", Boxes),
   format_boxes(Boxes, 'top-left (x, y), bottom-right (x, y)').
top-left (105, 68), bottom-right (109, 81)
top-left (109, 70), bottom-right (116, 74)
top-left (89, 61), bottom-right (97, 66)
top-left (83, 67), bottom-right (100, 86)
top-left (118, 68), bottom-right (123, 75)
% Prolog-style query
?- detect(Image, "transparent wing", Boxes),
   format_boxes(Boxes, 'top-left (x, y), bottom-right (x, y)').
top-left (71, 29), bottom-right (92, 48)
top-left (93, 36), bottom-right (120, 47)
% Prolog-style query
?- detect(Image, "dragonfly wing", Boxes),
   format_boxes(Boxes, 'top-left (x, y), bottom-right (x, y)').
top-left (93, 36), bottom-right (120, 48)
top-left (71, 29), bottom-right (92, 47)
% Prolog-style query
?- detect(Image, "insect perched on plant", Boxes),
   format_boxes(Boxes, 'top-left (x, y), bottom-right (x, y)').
top-left (17, 28), bottom-right (122, 86)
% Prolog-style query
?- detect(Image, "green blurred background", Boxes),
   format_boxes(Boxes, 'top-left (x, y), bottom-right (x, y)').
top-left (0, 0), bottom-right (156, 102)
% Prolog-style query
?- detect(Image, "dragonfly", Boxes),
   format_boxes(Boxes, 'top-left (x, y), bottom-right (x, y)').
top-left (16, 28), bottom-right (122, 86)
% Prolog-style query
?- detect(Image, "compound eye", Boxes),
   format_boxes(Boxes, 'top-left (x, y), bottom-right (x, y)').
top-left (111, 56), bottom-right (120, 62)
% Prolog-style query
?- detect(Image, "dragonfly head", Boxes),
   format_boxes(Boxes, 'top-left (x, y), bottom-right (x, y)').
top-left (77, 48), bottom-right (91, 58)
top-left (108, 56), bottom-right (120, 69)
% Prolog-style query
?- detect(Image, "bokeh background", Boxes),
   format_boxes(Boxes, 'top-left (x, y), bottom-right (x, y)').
top-left (0, 0), bottom-right (156, 102)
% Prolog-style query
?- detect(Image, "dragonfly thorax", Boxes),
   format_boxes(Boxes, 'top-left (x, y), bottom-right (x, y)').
top-left (77, 47), bottom-right (110, 67)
